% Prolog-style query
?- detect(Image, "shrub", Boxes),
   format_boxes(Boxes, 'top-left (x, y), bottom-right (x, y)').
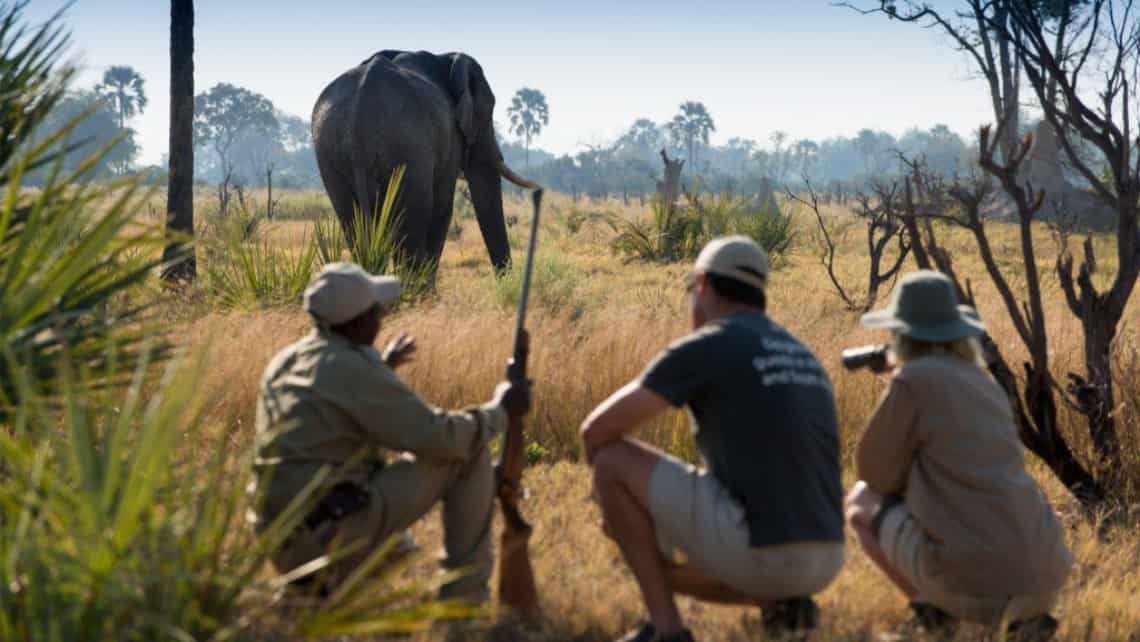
top-left (493, 251), bottom-right (580, 312)
top-left (607, 195), bottom-right (703, 262)
top-left (694, 192), bottom-right (797, 266)
top-left (201, 230), bottom-right (318, 310)
top-left (342, 166), bottom-right (434, 304)
top-left (313, 212), bottom-right (347, 263)
top-left (607, 192), bottom-right (796, 265)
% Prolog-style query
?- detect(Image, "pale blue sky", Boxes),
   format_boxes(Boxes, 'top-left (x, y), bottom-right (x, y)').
top-left (26, 1), bottom-right (994, 165)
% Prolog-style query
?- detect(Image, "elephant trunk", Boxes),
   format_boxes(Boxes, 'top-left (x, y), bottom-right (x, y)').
top-left (497, 160), bottom-right (539, 189)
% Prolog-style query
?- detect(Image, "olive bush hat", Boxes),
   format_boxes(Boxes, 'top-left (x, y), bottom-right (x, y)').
top-left (861, 270), bottom-right (986, 342)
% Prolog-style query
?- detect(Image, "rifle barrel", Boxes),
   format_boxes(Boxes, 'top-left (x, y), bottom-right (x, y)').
top-left (513, 189), bottom-right (543, 351)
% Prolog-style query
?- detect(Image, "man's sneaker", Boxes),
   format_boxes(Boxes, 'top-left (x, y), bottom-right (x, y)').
top-left (1004, 614), bottom-right (1059, 642)
top-left (878, 602), bottom-right (959, 642)
top-left (615, 623), bottom-right (695, 642)
top-left (761, 597), bottom-right (820, 640)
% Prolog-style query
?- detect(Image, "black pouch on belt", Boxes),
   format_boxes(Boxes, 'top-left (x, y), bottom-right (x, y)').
top-left (304, 481), bottom-right (371, 531)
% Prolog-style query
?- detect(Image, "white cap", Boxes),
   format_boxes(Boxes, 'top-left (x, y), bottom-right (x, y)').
top-left (303, 262), bottom-right (400, 325)
top-left (694, 235), bottom-right (769, 290)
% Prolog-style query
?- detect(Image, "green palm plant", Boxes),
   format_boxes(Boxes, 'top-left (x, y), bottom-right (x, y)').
top-left (342, 164), bottom-right (434, 303)
top-left (202, 229), bottom-right (318, 310)
top-left (0, 348), bottom-right (477, 641)
top-left (0, 2), bottom-right (168, 422)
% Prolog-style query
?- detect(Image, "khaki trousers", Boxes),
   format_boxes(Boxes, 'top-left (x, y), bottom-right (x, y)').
top-left (275, 444), bottom-right (495, 602)
top-left (878, 503), bottom-right (1060, 625)
top-left (647, 452), bottom-right (845, 600)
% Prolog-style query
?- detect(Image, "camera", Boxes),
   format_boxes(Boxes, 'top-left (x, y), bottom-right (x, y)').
top-left (841, 344), bottom-right (889, 372)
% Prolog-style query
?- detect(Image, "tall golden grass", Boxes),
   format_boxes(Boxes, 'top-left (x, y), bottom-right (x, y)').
top-left (180, 189), bottom-right (1138, 641)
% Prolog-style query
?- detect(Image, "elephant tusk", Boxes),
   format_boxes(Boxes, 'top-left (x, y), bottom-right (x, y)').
top-left (497, 160), bottom-right (539, 190)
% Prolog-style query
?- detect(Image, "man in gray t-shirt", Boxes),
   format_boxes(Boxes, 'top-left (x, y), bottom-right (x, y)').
top-left (581, 236), bottom-right (844, 642)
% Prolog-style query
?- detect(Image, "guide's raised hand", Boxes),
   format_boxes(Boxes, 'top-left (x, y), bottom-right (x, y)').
top-left (381, 333), bottom-right (417, 369)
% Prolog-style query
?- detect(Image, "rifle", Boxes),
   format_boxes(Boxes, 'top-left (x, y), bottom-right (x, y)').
top-left (494, 188), bottom-right (542, 615)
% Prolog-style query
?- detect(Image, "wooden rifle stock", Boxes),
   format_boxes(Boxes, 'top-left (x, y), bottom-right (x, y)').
top-left (493, 188), bottom-right (542, 616)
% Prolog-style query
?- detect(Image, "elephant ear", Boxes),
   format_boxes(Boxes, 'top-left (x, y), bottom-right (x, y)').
top-left (447, 54), bottom-right (494, 147)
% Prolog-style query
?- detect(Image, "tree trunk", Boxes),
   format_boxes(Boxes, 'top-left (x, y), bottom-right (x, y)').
top-left (657, 149), bottom-right (684, 213)
top-left (1082, 319), bottom-right (1121, 470)
top-left (162, 0), bottom-right (195, 283)
top-left (266, 164), bottom-right (274, 220)
top-left (995, 6), bottom-right (1019, 160)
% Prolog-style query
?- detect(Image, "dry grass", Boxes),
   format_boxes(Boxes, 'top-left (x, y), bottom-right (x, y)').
top-left (176, 189), bottom-right (1139, 641)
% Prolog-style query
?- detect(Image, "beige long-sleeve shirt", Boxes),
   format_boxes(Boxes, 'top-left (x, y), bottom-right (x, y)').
top-left (856, 354), bottom-right (1072, 597)
top-left (251, 329), bottom-right (506, 524)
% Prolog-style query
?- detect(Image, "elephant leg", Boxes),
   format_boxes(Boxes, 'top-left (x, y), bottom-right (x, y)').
top-left (316, 159), bottom-right (358, 240)
top-left (426, 170), bottom-right (459, 262)
top-left (353, 167), bottom-right (382, 224)
top-left (392, 168), bottom-right (436, 274)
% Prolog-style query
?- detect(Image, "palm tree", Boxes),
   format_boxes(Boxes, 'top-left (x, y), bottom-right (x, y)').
top-left (96, 65), bottom-right (147, 130)
top-left (667, 101), bottom-right (715, 171)
top-left (506, 87), bottom-right (549, 169)
top-left (162, 0), bottom-right (195, 283)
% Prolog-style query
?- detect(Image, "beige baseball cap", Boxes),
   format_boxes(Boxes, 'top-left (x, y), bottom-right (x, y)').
top-left (303, 262), bottom-right (400, 325)
top-left (693, 235), bottom-right (769, 290)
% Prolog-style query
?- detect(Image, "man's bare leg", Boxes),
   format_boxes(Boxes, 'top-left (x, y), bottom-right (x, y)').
top-left (665, 564), bottom-right (774, 608)
top-left (591, 438), bottom-right (685, 637)
top-left (845, 480), bottom-right (918, 599)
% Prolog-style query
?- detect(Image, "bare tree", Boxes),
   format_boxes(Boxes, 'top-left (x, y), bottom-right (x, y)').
top-left (898, 154), bottom-right (1107, 508)
top-left (845, 0), bottom-right (1137, 512)
top-left (788, 175), bottom-right (910, 312)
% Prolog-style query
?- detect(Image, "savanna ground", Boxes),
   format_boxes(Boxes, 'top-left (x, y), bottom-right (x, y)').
top-left (158, 186), bottom-right (1140, 641)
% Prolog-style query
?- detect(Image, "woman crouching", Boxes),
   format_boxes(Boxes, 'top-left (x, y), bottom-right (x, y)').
top-left (845, 271), bottom-right (1072, 642)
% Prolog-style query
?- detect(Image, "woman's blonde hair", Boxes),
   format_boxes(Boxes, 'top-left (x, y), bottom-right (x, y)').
top-left (892, 333), bottom-right (984, 366)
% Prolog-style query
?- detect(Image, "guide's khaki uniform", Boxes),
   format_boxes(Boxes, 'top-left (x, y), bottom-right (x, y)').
top-left (250, 329), bottom-right (506, 599)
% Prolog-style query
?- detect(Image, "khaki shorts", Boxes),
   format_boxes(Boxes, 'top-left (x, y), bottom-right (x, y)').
top-left (877, 502), bottom-right (1059, 625)
top-left (647, 453), bottom-right (844, 600)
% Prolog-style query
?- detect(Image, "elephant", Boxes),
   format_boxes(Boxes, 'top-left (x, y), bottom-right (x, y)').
top-left (311, 50), bottom-right (537, 274)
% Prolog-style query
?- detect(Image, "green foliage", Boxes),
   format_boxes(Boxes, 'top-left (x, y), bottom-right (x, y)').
top-left (525, 440), bottom-right (550, 464)
top-left (202, 228), bottom-right (318, 311)
top-left (95, 64), bottom-right (147, 130)
top-left (607, 196), bottom-right (703, 262)
top-left (30, 90), bottom-right (139, 181)
top-left (0, 348), bottom-right (473, 642)
top-left (608, 192), bottom-right (796, 266)
top-left (507, 87), bottom-right (550, 167)
top-left (194, 82), bottom-right (279, 170)
top-left (668, 101), bottom-right (716, 168)
top-left (493, 251), bottom-right (580, 312)
top-left (0, 4), bottom-right (165, 422)
top-left (313, 212), bottom-right (347, 263)
top-left (688, 191), bottom-right (797, 266)
top-left (343, 165), bottom-right (434, 305)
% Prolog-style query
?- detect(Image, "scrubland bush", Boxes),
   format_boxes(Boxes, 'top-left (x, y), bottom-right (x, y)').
top-left (608, 193), bottom-right (796, 265)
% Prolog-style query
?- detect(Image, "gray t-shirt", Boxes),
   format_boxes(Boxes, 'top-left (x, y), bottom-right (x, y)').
top-left (640, 312), bottom-right (843, 547)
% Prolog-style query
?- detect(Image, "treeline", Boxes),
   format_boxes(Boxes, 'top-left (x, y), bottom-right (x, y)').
top-left (33, 68), bottom-right (978, 196)
top-left (498, 120), bottom-right (976, 198)
top-left (27, 69), bottom-right (319, 189)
